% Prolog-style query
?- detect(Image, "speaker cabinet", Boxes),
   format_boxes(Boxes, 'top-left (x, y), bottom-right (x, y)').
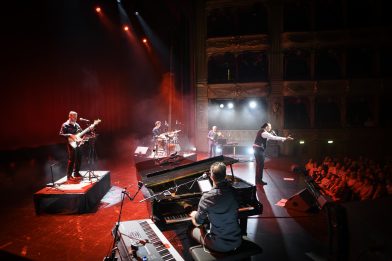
top-left (285, 188), bottom-right (315, 212)
top-left (134, 146), bottom-right (149, 155)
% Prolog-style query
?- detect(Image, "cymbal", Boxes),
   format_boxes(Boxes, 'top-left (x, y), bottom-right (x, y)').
top-left (160, 130), bottom-right (181, 137)
top-left (158, 133), bottom-right (169, 139)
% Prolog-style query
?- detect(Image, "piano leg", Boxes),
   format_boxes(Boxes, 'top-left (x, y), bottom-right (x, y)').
top-left (239, 217), bottom-right (248, 236)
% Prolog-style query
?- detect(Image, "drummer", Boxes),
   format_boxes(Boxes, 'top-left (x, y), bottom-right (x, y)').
top-left (152, 121), bottom-right (162, 141)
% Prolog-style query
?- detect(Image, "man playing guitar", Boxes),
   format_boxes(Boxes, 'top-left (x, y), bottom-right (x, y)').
top-left (59, 111), bottom-right (100, 181)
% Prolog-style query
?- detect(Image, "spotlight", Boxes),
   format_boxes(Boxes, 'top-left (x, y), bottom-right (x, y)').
top-left (135, 11), bottom-right (139, 15)
top-left (249, 101), bottom-right (257, 109)
top-left (219, 104), bottom-right (224, 109)
top-left (327, 140), bottom-right (334, 144)
top-left (299, 140), bottom-right (305, 144)
top-left (123, 25), bottom-right (129, 31)
top-left (248, 148), bottom-right (254, 154)
top-left (95, 7), bottom-right (101, 13)
top-left (142, 38), bottom-right (147, 44)
top-left (216, 147), bottom-right (222, 154)
top-left (191, 147), bottom-right (197, 151)
top-left (227, 102), bottom-right (234, 109)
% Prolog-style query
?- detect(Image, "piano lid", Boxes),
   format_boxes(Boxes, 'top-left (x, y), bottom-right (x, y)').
top-left (136, 155), bottom-right (238, 187)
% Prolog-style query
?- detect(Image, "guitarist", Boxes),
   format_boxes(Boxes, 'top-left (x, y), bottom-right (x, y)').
top-left (59, 111), bottom-right (89, 181)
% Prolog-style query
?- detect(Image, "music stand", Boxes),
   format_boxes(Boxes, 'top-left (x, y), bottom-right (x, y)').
top-left (84, 133), bottom-right (99, 182)
top-left (46, 162), bottom-right (64, 192)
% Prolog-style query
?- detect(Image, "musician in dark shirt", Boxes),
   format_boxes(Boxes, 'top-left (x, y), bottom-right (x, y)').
top-left (190, 162), bottom-right (242, 252)
top-left (152, 121), bottom-right (162, 140)
top-left (59, 111), bottom-right (84, 181)
top-left (207, 126), bottom-right (223, 157)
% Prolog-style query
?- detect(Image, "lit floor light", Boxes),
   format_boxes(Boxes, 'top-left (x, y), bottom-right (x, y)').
top-left (248, 147), bottom-right (254, 154)
top-left (227, 102), bottom-right (234, 109)
top-left (219, 104), bottom-right (224, 109)
top-left (216, 147), bottom-right (222, 154)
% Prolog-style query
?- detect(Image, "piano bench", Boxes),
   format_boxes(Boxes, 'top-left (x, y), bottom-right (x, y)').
top-left (189, 236), bottom-right (262, 261)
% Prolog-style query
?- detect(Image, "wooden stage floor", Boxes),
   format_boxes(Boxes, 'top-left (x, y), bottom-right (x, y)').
top-left (0, 153), bottom-right (329, 261)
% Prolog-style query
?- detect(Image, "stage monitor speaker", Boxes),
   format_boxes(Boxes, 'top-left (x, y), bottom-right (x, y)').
top-left (134, 146), bottom-right (149, 156)
top-left (285, 188), bottom-right (315, 212)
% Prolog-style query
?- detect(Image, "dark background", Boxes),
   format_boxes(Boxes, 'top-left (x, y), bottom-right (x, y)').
top-left (0, 0), bottom-right (194, 151)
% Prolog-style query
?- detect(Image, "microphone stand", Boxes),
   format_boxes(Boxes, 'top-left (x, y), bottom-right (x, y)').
top-left (124, 182), bottom-right (144, 201)
top-left (140, 174), bottom-right (207, 203)
top-left (104, 183), bottom-right (142, 261)
top-left (104, 188), bottom-right (127, 261)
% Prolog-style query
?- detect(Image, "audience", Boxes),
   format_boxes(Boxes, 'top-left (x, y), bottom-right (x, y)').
top-left (304, 155), bottom-right (392, 202)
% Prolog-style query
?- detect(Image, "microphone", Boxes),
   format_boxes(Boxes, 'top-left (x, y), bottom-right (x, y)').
top-left (190, 173), bottom-right (208, 189)
top-left (270, 130), bottom-right (277, 136)
top-left (79, 118), bottom-right (90, 122)
top-left (198, 173), bottom-right (208, 180)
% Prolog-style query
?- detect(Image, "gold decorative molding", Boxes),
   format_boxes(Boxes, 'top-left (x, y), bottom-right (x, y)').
top-left (207, 35), bottom-right (270, 55)
top-left (207, 83), bottom-right (270, 98)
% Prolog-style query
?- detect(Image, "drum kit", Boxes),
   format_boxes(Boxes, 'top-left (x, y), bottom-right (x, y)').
top-left (154, 129), bottom-right (181, 157)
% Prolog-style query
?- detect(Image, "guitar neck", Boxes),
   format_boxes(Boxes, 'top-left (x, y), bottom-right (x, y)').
top-left (77, 125), bottom-right (93, 138)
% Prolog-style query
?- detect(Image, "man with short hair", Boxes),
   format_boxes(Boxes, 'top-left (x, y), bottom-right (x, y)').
top-left (59, 111), bottom-right (84, 181)
top-left (190, 162), bottom-right (242, 252)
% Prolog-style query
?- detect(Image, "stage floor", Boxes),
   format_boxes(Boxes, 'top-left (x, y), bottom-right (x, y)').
top-left (0, 154), bottom-right (329, 261)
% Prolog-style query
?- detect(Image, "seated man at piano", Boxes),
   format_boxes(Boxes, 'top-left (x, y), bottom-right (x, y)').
top-left (190, 162), bottom-right (242, 252)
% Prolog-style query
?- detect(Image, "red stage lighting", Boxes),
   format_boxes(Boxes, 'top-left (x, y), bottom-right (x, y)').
top-left (142, 38), bottom-right (147, 44)
top-left (95, 7), bottom-right (101, 13)
top-left (123, 26), bottom-right (129, 31)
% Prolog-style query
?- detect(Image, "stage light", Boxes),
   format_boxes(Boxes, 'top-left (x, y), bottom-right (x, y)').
top-left (191, 147), bottom-right (197, 151)
top-left (327, 140), bottom-right (334, 144)
top-left (219, 104), bottom-right (224, 109)
top-left (249, 101), bottom-right (257, 109)
top-left (95, 7), bottom-right (101, 13)
top-left (142, 38), bottom-right (147, 43)
top-left (247, 147), bottom-right (254, 154)
top-left (299, 140), bottom-right (305, 144)
top-left (227, 102), bottom-right (234, 109)
top-left (123, 25), bottom-right (129, 31)
top-left (216, 147), bottom-right (222, 154)
top-left (135, 11), bottom-right (139, 16)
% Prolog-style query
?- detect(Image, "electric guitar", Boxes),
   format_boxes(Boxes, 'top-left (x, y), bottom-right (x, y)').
top-left (68, 119), bottom-right (101, 148)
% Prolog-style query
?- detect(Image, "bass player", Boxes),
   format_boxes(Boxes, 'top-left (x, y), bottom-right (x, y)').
top-left (59, 111), bottom-right (95, 181)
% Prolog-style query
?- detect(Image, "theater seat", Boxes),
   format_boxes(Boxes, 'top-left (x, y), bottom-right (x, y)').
top-left (189, 236), bottom-right (262, 261)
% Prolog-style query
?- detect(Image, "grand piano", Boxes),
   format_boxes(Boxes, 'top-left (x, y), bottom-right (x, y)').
top-left (136, 155), bottom-right (262, 234)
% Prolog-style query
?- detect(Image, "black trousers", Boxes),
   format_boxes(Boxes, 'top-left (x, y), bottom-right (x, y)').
top-left (66, 144), bottom-right (82, 177)
top-left (254, 147), bottom-right (265, 182)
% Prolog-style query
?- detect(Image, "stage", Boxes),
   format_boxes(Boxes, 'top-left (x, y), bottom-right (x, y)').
top-left (33, 171), bottom-right (111, 215)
